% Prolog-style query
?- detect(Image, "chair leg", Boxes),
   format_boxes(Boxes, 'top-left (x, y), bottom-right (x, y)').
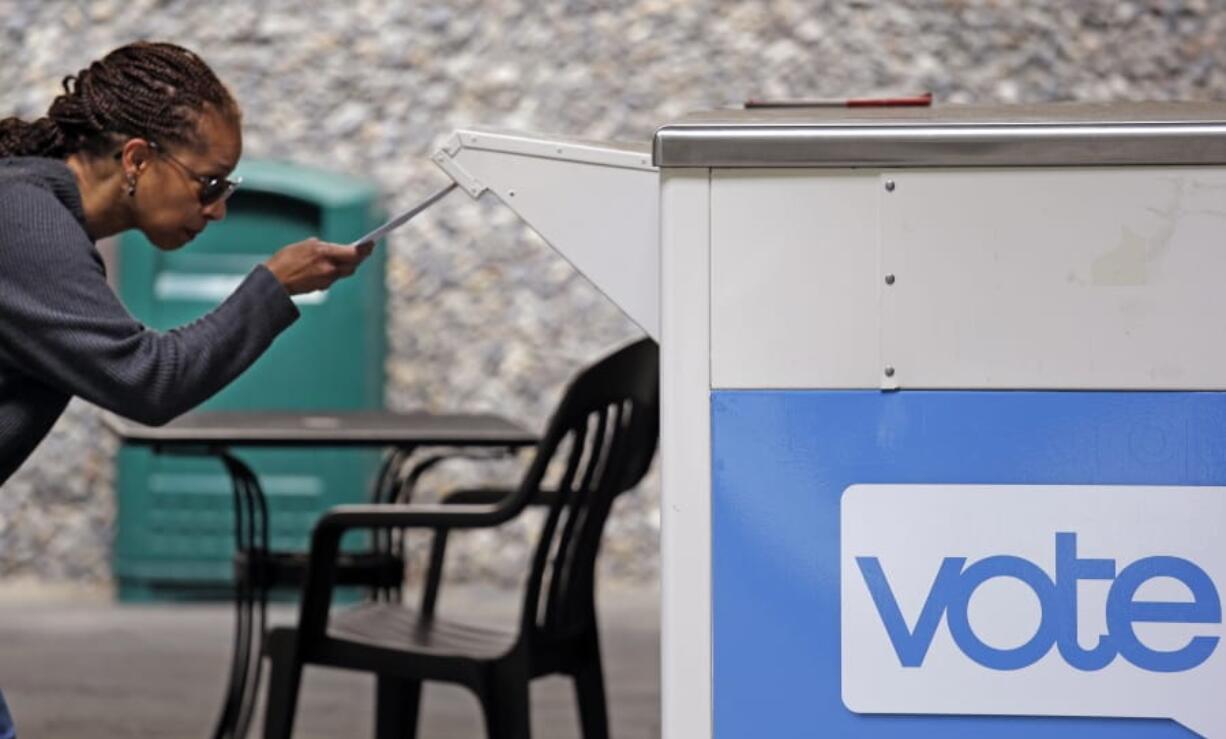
top-left (375, 676), bottom-right (422, 739)
top-left (480, 666), bottom-right (531, 739)
top-left (261, 632), bottom-right (304, 739)
top-left (573, 636), bottom-right (609, 739)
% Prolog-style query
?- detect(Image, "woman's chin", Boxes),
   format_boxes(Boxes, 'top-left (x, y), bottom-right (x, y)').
top-left (148, 231), bottom-right (191, 251)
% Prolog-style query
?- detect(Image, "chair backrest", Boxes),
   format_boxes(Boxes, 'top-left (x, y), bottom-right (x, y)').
top-left (516, 337), bottom-right (659, 647)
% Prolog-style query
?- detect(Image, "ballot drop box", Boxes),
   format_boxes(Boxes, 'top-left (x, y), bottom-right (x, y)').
top-left (433, 103), bottom-right (1226, 738)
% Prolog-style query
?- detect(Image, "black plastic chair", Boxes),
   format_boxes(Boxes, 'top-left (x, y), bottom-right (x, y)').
top-left (262, 338), bottom-right (660, 739)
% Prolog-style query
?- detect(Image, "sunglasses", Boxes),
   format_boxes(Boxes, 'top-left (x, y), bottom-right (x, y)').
top-left (117, 141), bottom-right (242, 206)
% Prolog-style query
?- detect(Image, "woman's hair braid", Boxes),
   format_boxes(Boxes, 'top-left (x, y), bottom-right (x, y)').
top-left (0, 41), bottom-right (238, 159)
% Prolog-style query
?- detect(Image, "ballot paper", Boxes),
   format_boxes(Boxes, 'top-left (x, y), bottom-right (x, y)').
top-left (349, 182), bottom-right (458, 247)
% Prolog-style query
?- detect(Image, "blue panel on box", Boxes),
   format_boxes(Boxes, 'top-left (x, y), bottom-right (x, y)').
top-left (710, 390), bottom-right (1226, 738)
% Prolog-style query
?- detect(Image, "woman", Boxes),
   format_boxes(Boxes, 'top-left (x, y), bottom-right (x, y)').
top-left (0, 41), bottom-right (373, 735)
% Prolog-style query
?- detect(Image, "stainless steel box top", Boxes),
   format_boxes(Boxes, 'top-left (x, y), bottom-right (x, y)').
top-left (652, 102), bottom-right (1226, 168)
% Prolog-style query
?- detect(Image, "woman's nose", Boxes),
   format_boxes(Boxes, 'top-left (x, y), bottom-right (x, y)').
top-left (202, 199), bottom-right (228, 221)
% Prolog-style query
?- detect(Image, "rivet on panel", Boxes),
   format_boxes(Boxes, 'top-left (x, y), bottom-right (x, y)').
top-left (884, 366), bottom-right (896, 378)
top-left (884, 180), bottom-right (896, 192)
top-left (884, 274), bottom-right (896, 285)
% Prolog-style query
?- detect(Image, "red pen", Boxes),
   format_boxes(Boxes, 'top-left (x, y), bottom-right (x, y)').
top-left (744, 92), bottom-right (933, 109)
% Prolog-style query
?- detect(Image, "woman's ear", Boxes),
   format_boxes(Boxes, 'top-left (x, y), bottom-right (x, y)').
top-left (120, 138), bottom-right (154, 175)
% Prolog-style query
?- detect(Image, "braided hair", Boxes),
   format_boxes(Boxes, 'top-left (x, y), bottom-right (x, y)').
top-left (0, 41), bottom-right (238, 159)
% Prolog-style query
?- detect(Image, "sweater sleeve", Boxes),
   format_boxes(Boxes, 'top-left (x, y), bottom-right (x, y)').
top-left (0, 182), bottom-right (300, 425)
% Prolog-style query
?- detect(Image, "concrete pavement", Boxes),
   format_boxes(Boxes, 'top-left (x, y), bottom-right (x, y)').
top-left (0, 582), bottom-right (660, 738)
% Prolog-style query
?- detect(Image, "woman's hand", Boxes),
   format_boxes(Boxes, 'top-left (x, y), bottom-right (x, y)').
top-left (263, 238), bottom-right (375, 295)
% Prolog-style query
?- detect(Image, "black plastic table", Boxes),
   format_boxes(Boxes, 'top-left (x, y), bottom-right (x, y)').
top-left (104, 410), bottom-right (538, 739)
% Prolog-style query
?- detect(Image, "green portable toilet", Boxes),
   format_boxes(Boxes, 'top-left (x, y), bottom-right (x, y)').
top-left (113, 160), bottom-right (386, 601)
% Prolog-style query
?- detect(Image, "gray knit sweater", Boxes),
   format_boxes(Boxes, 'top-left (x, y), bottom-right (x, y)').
top-left (0, 157), bottom-right (300, 484)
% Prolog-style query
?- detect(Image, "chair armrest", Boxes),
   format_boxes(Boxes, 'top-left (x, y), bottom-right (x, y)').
top-left (316, 502), bottom-right (506, 534)
top-left (298, 493), bottom-right (537, 640)
top-left (441, 487), bottom-right (558, 507)
top-left (387, 447), bottom-right (529, 504)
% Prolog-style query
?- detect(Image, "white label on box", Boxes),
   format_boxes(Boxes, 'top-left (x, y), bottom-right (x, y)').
top-left (842, 484), bottom-right (1226, 737)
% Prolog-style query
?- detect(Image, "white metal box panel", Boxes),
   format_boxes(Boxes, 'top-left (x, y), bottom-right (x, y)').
top-left (659, 170), bottom-right (713, 739)
top-left (711, 170), bottom-right (882, 388)
top-left (434, 129), bottom-right (660, 338)
top-left (711, 166), bottom-right (1226, 390)
top-left (881, 166), bottom-right (1226, 390)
